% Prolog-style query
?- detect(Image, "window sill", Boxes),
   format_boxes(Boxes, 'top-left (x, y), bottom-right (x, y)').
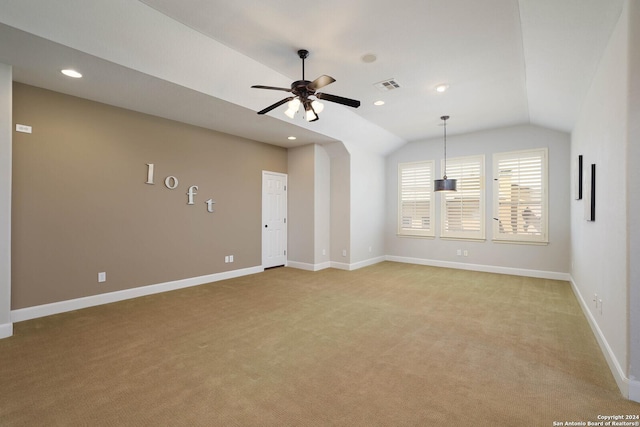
top-left (440, 237), bottom-right (486, 242)
top-left (396, 234), bottom-right (435, 239)
top-left (492, 239), bottom-right (549, 246)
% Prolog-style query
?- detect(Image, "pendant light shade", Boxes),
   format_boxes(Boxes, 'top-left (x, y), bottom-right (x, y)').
top-left (434, 177), bottom-right (457, 192)
top-left (434, 115), bottom-right (457, 192)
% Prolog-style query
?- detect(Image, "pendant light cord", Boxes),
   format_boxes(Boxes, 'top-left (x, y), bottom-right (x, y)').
top-left (442, 115), bottom-right (448, 179)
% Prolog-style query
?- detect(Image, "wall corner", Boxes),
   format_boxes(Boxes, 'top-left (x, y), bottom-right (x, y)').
top-left (0, 64), bottom-right (13, 338)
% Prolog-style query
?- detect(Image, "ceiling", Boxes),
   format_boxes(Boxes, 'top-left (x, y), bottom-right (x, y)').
top-left (0, 0), bottom-right (625, 154)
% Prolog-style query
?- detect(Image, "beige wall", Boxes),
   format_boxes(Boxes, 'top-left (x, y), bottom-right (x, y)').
top-left (330, 152), bottom-right (350, 264)
top-left (12, 83), bottom-right (287, 309)
top-left (313, 145), bottom-right (331, 266)
top-left (287, 144), bottom-right (315, 265)
top-left (286, 144), bottom-right (332, 269)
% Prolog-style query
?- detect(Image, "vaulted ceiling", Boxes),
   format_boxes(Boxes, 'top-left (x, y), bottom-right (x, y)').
top-left (0, 0), bottom-right (624, 154)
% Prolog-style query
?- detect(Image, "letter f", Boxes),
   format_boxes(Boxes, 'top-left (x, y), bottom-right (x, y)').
top-left (187, 185), bottom-right (198, 205)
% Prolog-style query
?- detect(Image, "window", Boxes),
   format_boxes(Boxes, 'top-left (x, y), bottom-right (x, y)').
top-left (493, 148), bottom-right (548, 243)
top-left (398, 161), bottom-right (434, 237)
top-left (440, 155), bottom-right (485, 240)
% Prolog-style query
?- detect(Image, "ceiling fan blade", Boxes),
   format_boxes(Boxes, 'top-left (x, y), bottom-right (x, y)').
top-left (257, 96), bottom-right (295, 115)
top-left (316, 92), bottom-right (361, 108)
top-left (251, 85), bottom-right (292, 92)
top-left (308, 75), bottom-right (336, 91)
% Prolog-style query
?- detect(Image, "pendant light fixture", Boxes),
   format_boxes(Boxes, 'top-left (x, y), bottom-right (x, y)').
top-left (434, 115), bottom-right (457, 192)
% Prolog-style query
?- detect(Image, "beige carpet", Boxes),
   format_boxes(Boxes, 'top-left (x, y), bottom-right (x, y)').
top-left (1, 262), bottom-right (638, 426)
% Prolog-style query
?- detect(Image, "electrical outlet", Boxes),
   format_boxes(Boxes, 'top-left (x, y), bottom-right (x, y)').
top-left (229, 255), bottom-right (234, 263)
top-left (342, 249), bottom-right (347, 257)
top-left (98, 272), bottom-right (106, 283)
top-left (225, 256), bottom-right (229, 263)
top-left (463, 250), bottom-right (468, 257)
top-left (16, 124), bottom-right (32, 134)
top-left (457, 249), bottom-right (462, 256)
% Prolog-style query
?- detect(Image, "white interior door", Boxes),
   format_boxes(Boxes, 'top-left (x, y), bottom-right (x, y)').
top-left (262, 171), bottom-right (287, 268)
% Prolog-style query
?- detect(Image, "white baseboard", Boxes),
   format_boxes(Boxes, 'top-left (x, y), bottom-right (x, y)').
top-left (385, 255), bottom-right (570, 281)
top-left (569, 275), bottom-right (630, 399)
top-left (11, 266), bottom-right (263, 323)
top-left (351, 256), bottom-right (386, 271)
top-left (329, 256), bottom-right (386, 271)
top-left (287, 261), bottom-right (331, 271)
top-left (329, 261), bottom-right (351, 271)
top-left (295, 255), bottom-right (566, 279)
top-left (0, 322), bottom-right (13, 339)
top-left (314, 261), bottom-right (332, 271)
top-left (285, 261), bottom-right (314, 271)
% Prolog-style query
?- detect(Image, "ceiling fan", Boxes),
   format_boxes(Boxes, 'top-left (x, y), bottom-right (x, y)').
top-left (251, 49), bottom-right (361, 122)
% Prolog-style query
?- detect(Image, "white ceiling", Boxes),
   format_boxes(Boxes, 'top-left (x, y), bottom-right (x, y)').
top-left (0, 0), bottom-right (625, 154)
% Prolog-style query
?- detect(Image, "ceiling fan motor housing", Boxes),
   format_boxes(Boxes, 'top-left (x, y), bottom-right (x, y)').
top-left (292, 80), bottom-right (312, 98)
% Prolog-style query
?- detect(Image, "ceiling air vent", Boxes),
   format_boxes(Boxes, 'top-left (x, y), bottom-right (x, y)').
top-left (374, 78), bottom-right (401, 92)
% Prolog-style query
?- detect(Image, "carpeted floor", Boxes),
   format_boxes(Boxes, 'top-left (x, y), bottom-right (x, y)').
top-left (1, 262), bottom-right (638, 426)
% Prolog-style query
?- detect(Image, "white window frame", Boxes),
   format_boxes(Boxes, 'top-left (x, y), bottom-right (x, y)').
top-left (398, 161), bottom-right (435, 237)
top-left (492, 148), bottom-right (548, 244)
top-left (439, 155), bottom-right (485, 240)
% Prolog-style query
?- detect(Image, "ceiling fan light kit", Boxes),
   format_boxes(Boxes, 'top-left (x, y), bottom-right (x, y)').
top-left (305, 105), bottom-right (318, 122)
top-left (252, 49), bottom-right (361, 122)
top-left (284, 99), bottom-right (301, 118)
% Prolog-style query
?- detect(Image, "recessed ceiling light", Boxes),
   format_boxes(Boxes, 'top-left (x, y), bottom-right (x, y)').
top-left (361, 53), bottom-right (377, 63)
top-left (61, 69), bottom-right (82, 78)
top-left (435, 84), bottom-right (449, 93)
top-left (287, 136), bottom-right (297, 140)
top-left (374, 100), bottom-right (385, 106)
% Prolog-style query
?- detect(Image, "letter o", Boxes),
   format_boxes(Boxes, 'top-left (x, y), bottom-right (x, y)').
top-left (164, 176), bottom-right (179, 189)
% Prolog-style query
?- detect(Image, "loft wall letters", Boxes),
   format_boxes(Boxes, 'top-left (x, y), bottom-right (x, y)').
top-left (145, 163), bottom-right (215, 213)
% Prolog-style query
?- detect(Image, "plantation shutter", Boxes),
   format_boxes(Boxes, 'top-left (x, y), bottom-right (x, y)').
top-left (440, 155), bottom-right (485, 240)
top-left (398, 161), bottom-right (434, 237)
top-left (493, 148), bottom-right (548, 243)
